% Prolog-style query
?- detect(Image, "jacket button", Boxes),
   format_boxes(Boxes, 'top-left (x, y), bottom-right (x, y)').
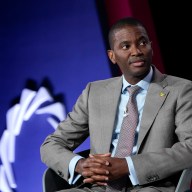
top-left (57, 170), bottom-right (64, 177)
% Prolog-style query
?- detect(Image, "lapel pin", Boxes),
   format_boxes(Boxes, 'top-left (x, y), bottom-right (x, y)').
top-left (159, 91), bottom-right (166, 97)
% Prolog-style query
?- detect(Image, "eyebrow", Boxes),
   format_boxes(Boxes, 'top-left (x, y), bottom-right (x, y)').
top-left (120, 36), bottom-right (147, 44)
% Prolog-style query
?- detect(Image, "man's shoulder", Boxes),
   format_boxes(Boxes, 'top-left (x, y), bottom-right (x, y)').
top-left (162, 74), bottom-right (192, 92)
top-left (165, 74), bottom-right (192, 84)
top-left (89, 76), bottom-right (122, 86)
top-left (83, 76), bottom-right (122, 93)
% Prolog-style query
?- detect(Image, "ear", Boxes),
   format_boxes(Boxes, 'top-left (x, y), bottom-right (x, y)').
top-left (107, 50), bottom-right (116, 64)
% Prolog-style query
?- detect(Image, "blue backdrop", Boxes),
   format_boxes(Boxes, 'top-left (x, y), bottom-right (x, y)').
top-left (0, 0), bottom-right (112, 191)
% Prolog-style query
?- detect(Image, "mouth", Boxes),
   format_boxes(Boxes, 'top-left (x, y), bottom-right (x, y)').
top-left (130, 59), bottom-right (145, 67)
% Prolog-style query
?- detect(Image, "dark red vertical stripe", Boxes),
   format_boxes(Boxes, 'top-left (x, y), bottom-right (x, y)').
top-left (104, 0), bottom-right (165, 73)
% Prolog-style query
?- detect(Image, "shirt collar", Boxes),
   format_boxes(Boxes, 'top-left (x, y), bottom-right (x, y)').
top-left (122, 66), bottom-right (153, 93)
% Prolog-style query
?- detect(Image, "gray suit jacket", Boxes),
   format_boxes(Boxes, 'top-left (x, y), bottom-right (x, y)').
top-left (40, 66), bottom-right (192, 190)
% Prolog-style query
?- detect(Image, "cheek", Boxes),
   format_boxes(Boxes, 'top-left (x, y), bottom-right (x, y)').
top-left (116, 56), bottom-right (129, 67)
top-left (147, 51), bottom-right (153, 62)
top-left (115, 58), bottom-right (129, 72)
top-left (115, 51), bottom-right (129, 61)
top-left (145, 48), bottom-right (153, 57)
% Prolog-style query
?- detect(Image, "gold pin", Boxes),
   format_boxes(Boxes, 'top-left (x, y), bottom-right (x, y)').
top-left (159, 92), bottom-right (165, 97)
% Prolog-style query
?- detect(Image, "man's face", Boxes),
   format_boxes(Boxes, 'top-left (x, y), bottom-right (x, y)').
top-left (108, 25), bottom-right (153, 83)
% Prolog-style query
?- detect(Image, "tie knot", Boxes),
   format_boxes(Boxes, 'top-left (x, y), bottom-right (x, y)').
top-left (127, 85), bottom-right (140, 97)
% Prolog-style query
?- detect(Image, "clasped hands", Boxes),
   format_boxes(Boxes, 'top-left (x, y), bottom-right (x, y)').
top-left (75, 153), bottom-right (129, 186)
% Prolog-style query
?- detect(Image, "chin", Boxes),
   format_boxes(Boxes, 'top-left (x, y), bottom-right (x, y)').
top-left (134, 67), bottom-right (149, 77)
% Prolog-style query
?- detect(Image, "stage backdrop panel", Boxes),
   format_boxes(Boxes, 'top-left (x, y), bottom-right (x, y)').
top-left (0, 0), bottom-right (111, 191)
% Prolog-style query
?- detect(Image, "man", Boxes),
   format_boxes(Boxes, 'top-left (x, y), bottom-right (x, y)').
top-left (40, 17), bottom-right (192, 192)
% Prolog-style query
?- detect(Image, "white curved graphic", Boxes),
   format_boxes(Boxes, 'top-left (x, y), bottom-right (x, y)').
top-left (0, 86), bottom-right (66, 192)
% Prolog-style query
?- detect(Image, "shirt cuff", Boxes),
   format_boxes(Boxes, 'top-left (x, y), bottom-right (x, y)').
top-left (68, 155), bottom-right (83, 185)
top-left (126, 156), bottom-right (139, 186)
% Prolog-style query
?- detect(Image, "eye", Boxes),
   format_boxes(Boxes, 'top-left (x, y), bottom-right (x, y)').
top-left (122, 44), bottom-right (130, 50)
top-left (139, 39), bottom-right (149, 46)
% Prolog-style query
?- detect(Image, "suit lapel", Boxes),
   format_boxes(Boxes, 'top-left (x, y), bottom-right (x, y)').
top-left (99, 77), bottom-right (122, 153)
top-left (137, 68), bottom-right (169, 152)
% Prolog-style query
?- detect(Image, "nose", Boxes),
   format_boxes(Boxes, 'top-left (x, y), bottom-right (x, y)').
top-left (130, 45), bottom-right (142, 56)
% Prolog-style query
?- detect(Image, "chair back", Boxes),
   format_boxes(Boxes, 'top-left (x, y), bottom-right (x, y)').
top-left (175, 167), bottom-right (192, 192)
top-left (42, 168), bottom-right (71, 192)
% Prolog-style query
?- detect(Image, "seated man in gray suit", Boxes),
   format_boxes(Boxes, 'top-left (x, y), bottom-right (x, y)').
top-left (40, 17), bottom-right (192, 192)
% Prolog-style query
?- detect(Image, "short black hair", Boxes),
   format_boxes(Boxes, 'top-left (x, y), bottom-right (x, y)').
top-left (108, 17), bottom-right (148, 49)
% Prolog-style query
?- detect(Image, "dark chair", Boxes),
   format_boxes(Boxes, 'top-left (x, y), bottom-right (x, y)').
top-left (42, 168), bottom-right (71, 192)
top-left (42, 149), bottom-right (90, 192)
top-left (175, 167), bottom-right (192, 192)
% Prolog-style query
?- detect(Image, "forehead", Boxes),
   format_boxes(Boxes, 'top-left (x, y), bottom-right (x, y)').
top-left (113, 25), bottom-right (148, 42)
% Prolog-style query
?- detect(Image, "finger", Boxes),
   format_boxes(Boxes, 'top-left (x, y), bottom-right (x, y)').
top-left (81, 169), bottom-right (94, 178)
top-left (83, 161), bottom-right (108, 169)
top-left (83, 178), bottom-right (94, 183)
top-left (88, 156), bottom-right (110, 166)
top-left (91, 174), bottom-right (109, 182)
top-left (89, 153), bottom-right (111, 157)
top-left (96, 182), bottom-right (108, 186)
top-left (82, 168), bottom-right (109, 178)
top-left (83, 175), bottom-right (108, 184)
top-left (90, 168), bottom-right (109, 175)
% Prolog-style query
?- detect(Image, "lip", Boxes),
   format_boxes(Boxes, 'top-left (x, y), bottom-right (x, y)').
top-left (131, 61), bottom-right (145, 67)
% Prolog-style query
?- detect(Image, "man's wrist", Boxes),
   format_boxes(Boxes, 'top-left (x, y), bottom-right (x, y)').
top-left (75, 158), bottom-right (84, 174)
